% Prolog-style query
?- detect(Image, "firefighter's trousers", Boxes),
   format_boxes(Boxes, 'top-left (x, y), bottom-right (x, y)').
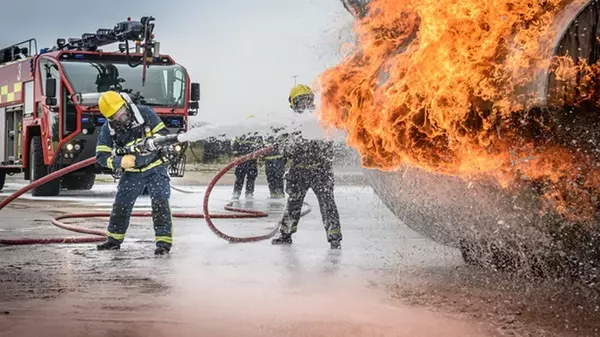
top-left (265, 157), bottom-right (285, 196)
top-left (106, 165), bottom-right (173, 249)
top-left (280, 166), bottom-right (342, 242)
top-left (234, 159), bottom-right (258, 195)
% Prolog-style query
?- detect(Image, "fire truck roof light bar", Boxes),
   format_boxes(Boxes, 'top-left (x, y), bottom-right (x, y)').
top-left (43, 16), bottom-right (156, 53)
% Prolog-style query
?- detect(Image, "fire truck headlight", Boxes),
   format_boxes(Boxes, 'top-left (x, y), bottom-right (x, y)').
top-left (175, 144), bottom-right (182, 152)
top-left (82, 129), bottom-right (89, 135)
top-left (74, 144), bottom-right (81, 151)
top-left (66, 144), bottom-right (74, 151)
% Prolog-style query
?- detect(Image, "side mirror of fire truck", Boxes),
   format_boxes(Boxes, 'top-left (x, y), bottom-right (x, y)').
top-left (188, 82), bottom-right (200, 116)
top-left (188, 101), bottom-right (199, 115)
top-left (191, 82), bottom-right (200, 101)
top-left (45, 78), bottom-right (58, 106)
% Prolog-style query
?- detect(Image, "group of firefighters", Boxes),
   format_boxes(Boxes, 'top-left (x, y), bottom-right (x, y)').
top-left (93, 83), bottom-right (342, 255)
top-left (230, 130), bottom-right (286, 200)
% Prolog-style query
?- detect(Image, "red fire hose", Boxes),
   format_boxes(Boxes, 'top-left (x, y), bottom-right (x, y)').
top-left (0, 147), bottom-right (308, 245)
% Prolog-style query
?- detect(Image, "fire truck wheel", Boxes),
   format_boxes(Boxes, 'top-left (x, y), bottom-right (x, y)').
top-left (29, 136), bottom-right (61, 196)
top-left (0, 171), bottom-right (5, 191)
top-left (62, 173), bottom-right (95, 190)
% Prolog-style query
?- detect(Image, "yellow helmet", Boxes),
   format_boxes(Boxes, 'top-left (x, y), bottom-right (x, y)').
top-left (98, 91), bottom-right (126, 118)
top-left (288, 84), bottom-right (313, 103)
top-left (288, 84), bottom-right (314, 112)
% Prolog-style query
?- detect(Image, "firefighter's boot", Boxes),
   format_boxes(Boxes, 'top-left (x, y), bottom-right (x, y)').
top-left (271, 233), bottom-right (292, 245)
top-left (154, 246), bottom-right (170, 255)
top-left (330, 240), bottom-right (341, 249)
top-left (97, 240), bottom-right (121, 250)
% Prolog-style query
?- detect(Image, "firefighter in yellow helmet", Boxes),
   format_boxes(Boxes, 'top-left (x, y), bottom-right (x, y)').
top-left (94, 91), bottom-right (174, 255)
top-left (272, 84), bottom-right (342, 249)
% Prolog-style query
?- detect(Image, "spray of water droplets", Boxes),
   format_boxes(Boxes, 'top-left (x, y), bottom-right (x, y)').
top-left (179, 111), bottom-right (348, 143)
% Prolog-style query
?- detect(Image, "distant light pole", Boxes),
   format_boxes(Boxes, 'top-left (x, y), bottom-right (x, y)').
top-left (292, 75), bottom-right (297, 85)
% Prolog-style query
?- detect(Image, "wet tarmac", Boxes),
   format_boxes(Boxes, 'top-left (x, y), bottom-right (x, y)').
top-left (0, 174), bottom-right (598, 336)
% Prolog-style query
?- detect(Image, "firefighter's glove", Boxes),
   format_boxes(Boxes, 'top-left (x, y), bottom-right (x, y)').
top-left (121, 155), bottom-right (136, 169)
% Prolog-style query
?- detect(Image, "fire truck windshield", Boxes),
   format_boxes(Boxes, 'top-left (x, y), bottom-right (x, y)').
top-left (60, 61), bottom-right (186, 107)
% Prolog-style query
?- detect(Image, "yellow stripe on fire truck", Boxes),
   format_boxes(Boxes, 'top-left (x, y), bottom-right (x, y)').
top-left (0, 82), bottom-right (22, 104)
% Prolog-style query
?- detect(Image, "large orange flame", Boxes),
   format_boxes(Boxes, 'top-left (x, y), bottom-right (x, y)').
top-left (318, 0), bottom-right (600, 219)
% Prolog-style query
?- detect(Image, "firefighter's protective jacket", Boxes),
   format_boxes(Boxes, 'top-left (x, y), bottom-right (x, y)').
top-left (264, 133), bottom-right (284, 161)
top-left (95, 105), bottom-right (169, 172)
top-left (232, 134), bottom-right (263, 156)
top-left (280, 130), bottom-right (335, 170)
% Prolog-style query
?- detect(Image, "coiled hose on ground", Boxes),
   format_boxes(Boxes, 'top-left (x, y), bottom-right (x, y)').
top-left (0, 147), bottom-right (311, 245)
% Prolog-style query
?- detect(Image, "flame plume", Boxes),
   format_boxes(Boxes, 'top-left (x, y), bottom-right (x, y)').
top-left (318, 0), bottom-right (600, 219)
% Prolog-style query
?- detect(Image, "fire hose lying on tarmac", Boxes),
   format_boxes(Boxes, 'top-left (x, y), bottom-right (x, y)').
top-left (0, 133), bottom-right (311, 245)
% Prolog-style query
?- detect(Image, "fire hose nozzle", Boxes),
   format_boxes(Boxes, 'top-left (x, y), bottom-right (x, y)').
top-left (113, 134), bottom-right (186, 156)
top-left (145, 134), bottom-right (182, 151)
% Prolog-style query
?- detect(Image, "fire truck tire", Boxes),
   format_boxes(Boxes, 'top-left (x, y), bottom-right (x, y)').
top-left (29, 136), bottom-right (61, 196)
top-left (62, 173), bottom-right (95, 190)
top-left (0, 171), bottom-right (5, 191)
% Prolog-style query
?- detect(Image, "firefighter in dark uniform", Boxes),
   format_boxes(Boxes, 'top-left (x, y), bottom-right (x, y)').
top-left (264, 128), bottom-right (286, 199)
top-left (271, 84), bottom-right (342, 249)
top-left (232, 132), bottom-right (263, 199)
top-left (94, 91), bottom-right (173, 255)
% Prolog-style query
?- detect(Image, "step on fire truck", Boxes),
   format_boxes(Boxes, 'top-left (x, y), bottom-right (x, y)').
top-left (0, 16), bottom-right (199, 196)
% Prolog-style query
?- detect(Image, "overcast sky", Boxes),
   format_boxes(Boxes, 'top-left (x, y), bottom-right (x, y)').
top-left (0, 0), bottom-right (354, 124)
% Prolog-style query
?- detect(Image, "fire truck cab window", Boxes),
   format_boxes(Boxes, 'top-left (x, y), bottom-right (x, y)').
top-left (60, 61), bottom-right (186, 107)
top-left (164, 68), bottom-right (185, 105)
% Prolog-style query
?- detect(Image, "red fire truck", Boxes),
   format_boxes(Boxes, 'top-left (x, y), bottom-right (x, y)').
top-left (0, 16), bottom-right (199, 196)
